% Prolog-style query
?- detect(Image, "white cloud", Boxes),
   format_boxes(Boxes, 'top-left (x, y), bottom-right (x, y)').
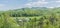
top-left (25, 2), bottom-right (32, 8)
top-left (42, 0), bottom-right (46, 1)
top-left (25, 1), bottom-right (48, 7)
top-left (28, 0), bottom-right (46, 2)
top-left (56, 0), bottom-right (60, 2)
top-left (56, 5), bottom-right (60, 7)
top-left (0, 4), bottom-right (5, 7)
top-left (47, 7), bottom-right (55, 8)
top-left (47, 5), bottom-right (60, 8)
top-left (56, 1), bottom-right (60, 2)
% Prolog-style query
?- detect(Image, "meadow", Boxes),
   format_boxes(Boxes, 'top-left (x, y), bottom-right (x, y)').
top-left (0, 7), bottom-right (60, 28)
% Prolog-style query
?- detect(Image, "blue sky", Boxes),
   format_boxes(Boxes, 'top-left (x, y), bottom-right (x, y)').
top-left (0, 0), bottom-right (60, 11)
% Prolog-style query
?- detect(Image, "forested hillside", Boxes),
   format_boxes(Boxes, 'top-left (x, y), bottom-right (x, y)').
top-left (0, 7), bottom-right (60, 28)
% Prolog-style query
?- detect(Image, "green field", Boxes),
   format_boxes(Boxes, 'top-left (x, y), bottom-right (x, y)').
top-left (0, 8), bottom-right (60, 28)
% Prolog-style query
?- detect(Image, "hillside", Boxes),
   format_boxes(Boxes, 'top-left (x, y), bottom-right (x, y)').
top-left (0, 7), bottom-right (60, 28)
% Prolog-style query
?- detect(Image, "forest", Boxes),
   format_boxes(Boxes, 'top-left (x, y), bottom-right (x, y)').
top-left (0, 7), bottom-right (60, 28)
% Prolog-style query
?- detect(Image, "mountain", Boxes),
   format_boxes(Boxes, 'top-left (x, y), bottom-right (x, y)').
top-left (31, 7), bottom-right (48, 9)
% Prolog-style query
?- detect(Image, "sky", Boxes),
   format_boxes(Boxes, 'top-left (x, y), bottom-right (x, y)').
top-left (0, 0), bottom-right (60, 11)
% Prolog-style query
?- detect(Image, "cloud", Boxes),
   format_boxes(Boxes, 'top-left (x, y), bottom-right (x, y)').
top-left (42, 0), bottom-right (46, 1)
top-left (25, 1), bottom-right (48, 7)
top-left (56, 5), bottom-right (60, 7)
top-left (0, 4), bottom-right (5, 7)
top-left (56, 1), bottom-right (60, 2)
top-left (38, 0), bottom-right (46, 1)
top-left (25, 0), bottom-right (60, 8)
top-left (25, 3), bottom-right (32, 7)
top-left (47, 7), bottom-right (55, 8)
